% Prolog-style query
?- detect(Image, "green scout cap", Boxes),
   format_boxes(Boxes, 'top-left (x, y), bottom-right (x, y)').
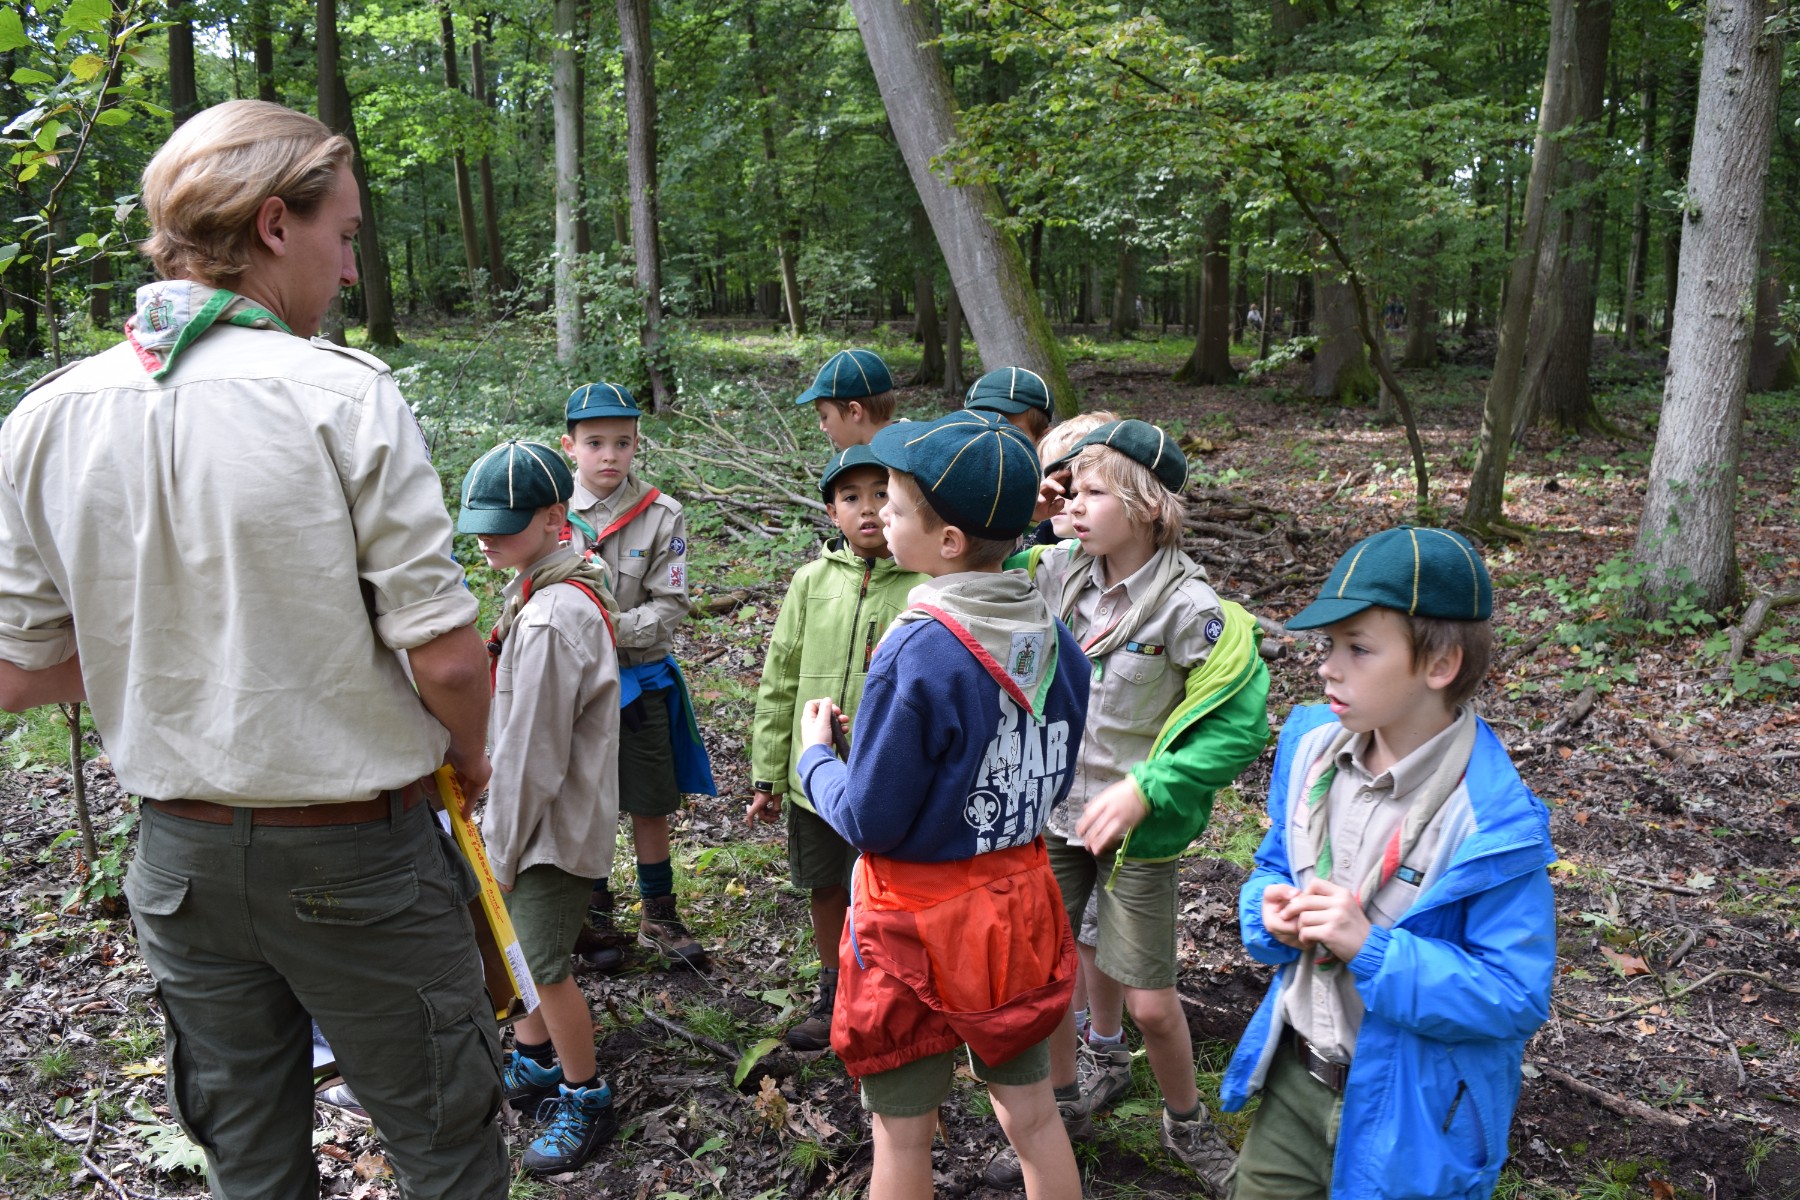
top-left (964, 366), bottom-right (1053, 417)
top-left (794, 348), bottom-right (894, 406)
top-left (1047, 418), bottom-right (1188, 494)
top-left (818, 443), bottom-right (886, 500)
top-left (566, 381), bottom-right (642, 423)
top-left (869, 411), bottom-right (1041, 540)
top-left (1287, 526), bottom-right (1493, 630)
top-left (456, 440), bottom-right (573, 535)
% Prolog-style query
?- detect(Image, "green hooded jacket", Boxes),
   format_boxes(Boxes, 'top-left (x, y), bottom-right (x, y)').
top-left (751, 541), bottom-right (925, 809)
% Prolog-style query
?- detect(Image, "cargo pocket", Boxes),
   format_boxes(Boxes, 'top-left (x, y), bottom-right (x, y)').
top-left (155, 985), bottom-right (215, 1158)
top-left (291, 865), bottom-right (419, 926)
top-left (419, 954), bottom-right (503, 1148)
top-left (433, 824), bottom-right (481, 909)
top-left (123, 857), bottom-right (189, 918)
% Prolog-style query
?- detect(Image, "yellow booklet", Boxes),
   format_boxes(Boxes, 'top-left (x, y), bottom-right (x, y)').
top-left (434, 766), bottom-right (539, 1021)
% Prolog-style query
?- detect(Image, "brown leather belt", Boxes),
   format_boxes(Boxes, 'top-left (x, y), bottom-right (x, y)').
top-left (146, 775), bottom-right (437, 827)
top-left (1286, 1026), bottom-right (1350, 1093)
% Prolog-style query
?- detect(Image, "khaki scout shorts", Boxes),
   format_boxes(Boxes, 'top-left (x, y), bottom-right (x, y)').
top-left (503, 865), bottom-right (592, 985)
top-left (860, 1038), bottom-right (1052, 1117)
top-left (620, 686), bottom-right (681, 818)
top-left (786, 802), bottom-right (855, 892)
top-left (1047, 834), bottom-right (1180, 991)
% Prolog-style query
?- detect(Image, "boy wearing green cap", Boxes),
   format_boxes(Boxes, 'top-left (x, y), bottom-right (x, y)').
top-left (746, 444), bottom-right (925, 1051)
top-left (1008, 418), bottom-right (1269, 1195)
top-left (796, 348), bottom-right (899, 449)
top-left (457, 440), bottom-right (621, 1176)
top-left (1221, 528), bottom-right (1555, 1200)
top-left (964, 365), bottom-right (1055, 443)
top-left (561, 383), bottom-right (716, 967)
top-left (796, 412), bottom-right (1091, 1200)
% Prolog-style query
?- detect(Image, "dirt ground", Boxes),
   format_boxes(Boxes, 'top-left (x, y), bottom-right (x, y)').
top-left (1, 338), bottom-right (1796, 1198)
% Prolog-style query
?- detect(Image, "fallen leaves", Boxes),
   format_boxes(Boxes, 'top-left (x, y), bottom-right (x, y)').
top-left (1601, 946), bottom-right (1652, 977)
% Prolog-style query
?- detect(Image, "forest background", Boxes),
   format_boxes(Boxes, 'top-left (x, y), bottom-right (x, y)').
top-left (0, 0), bottom-right (1798, 1197)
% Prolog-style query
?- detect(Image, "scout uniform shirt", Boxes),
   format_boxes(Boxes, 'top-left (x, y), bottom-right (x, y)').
top-left (1280, 705), bottom-right (1475, 1062)
top-left (567, 474), bottom-right (687, 668)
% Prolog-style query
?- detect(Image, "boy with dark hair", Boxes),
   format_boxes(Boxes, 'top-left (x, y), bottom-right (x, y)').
top-left (1224, 527), bottom-right (1555, 1200)
top-left (796, 348), bottom-right (899, 449)
top-left (561, 382), bottom-right (716, 967)
top-left (797, 412), bottom-right (1091, 1200)
top-left (457, 440), bottom-right (621, 1176)
top-left (748, 444), bottom-right (924, 1051)
top-left (964, 366), bottom-right (1055, 443)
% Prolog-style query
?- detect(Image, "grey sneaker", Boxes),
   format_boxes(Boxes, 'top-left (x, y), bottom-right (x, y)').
top-left (979, 1091), bottom-right (1091, 1190)
top-left (1160, 1103), bottom-right (1236, 1198)
top-left (1076, 1038), bottom-right (1133, 1111)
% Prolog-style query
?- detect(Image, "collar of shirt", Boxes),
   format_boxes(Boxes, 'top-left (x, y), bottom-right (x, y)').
top-left (572, 477), bottom-right (631, 515)
top-left (1081, 545), bottom-right (1165, 613)
top-left (502, 547), bottom-right (579, 601)
top-left (1336, 704), bottom-right (1472, 800)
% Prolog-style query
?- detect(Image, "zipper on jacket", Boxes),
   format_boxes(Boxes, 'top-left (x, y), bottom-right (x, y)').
top-left (863, 619), bottom-right (877, 671)
top-left (1440, 1079), bottom-right (1467, 1133)
top-left (837, 558), bottom-right (874, 705)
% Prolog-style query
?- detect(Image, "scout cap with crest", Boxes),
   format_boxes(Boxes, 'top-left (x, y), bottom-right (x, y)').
top-left (964, 366), bottom-right (1053, 418)
top-left (456, 440), bottom-right (574, 535)
top-left (1287, 526), bottom-right (1492, 630)
top-left (794, 348), bottom-right (894, 406)
top-left (818, 443), bottom-right (886, 500)
top-left (869, 411), bottom-right (1041, 540)
top-left (1046, 418), bottom-right (1187, 494)
top-left (565, 381), bottom-right (642, 423)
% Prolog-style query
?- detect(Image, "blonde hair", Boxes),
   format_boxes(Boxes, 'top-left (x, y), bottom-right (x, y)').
top-left (141, 100), bottom-right (353, 283)
top-left (1037, 410), bottom-right (1118, 469)
top-left (1069, 442), bottom-right (1187, 550)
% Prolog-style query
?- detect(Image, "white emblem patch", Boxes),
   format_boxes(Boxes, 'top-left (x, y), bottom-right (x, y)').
top-left (1007, 632), bottom-right (1044, 683)
top-left (669, 563), bottom-right (686, 591)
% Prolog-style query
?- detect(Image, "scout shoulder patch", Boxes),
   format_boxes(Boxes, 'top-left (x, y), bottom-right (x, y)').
top-left (1204, 617), bottom-right (1225, 643)
top-left (670, 535), bottom-right (687, 556)
top-left (669, 563), bottom-right (686, 591)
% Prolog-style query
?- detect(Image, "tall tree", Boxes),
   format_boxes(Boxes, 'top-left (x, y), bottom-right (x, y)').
top-left (617, 0), bottom-right (673, 408)
top-left (1173, 199), bottom-right (1236, 384)
top-left (470, 13), bottom-right (506, 296)
top-left (848, 0), bottom-right (1076, 415)
top-left (318, 0), bottom-right (400, 346)
top-left (552, 0), bottom-right (581, 363)
top-left (251, 0), bottom-right (276, 102)
top-left (746, 5), bottom-right (804, 336)
top-left (909, 204), bottom-right (944, 385)
top-left (1632, 0), bottom-right (1782, 613)
top-left (169, 4), bottom-right (198, 127)
top-left (437, 0), bottom-right (484, 305)
top-left (1464, 0), bottom-right (1577, 534)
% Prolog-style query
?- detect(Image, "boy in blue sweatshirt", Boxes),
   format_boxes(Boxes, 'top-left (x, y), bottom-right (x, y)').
top-left (797, 412), bottom-right (1090, 1200)
top-left (1224, 528), bottom-right (1556, 1200)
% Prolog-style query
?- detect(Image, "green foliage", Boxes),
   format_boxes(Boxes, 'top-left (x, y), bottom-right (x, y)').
top-left (55, 808), bottom-right (136, 911)
top-left (1701, 623), bottom-right (1800, 704)
top-left (1539, 556), bottom-right (1715, 695)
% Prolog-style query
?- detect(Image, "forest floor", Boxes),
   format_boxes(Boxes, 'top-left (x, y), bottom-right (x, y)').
top-left (1, 323), bottom-right (1797, 1199)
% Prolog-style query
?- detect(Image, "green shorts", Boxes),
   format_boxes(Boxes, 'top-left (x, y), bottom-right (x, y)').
top-left (1046, 834), bottom-right (1179, 991)
top-left (787, 802), bottom-right (855, 892)
top-left (619, 687), bottom-right (681, 818)
top-left (503, 865), bottom-right (592, 986)
top-left (860, 1038), bottom-right (1052, 1117)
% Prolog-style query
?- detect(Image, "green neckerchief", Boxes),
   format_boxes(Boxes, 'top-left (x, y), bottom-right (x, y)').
top-left (135, 287), bottom-right (294, 380)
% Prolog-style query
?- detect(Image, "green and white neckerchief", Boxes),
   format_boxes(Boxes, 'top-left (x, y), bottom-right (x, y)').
top-left (126, 283), bottom-right (292, 379)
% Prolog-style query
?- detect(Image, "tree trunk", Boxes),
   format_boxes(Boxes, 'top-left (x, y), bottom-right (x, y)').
top-left (552, 0), bottom-right (582, 363)
top-left (252, 0), bottom-right (276, 101)
top-left (747, 7), bottom-right (804, 335)
top-left (1233, 236), bottom-right (1249, 342)
top-left (1401, 233), bottom-right (1439, 369)
top-left (1310, 273), bottom-right (1375, 401)
top-left (318, 0), bottom-right (399, 347)
top-left (1174, 201), bottom-right (1236, 384)
top-left (1079, 259), bottom-right (1096, 328)
top-left (1632, 0), bottom-right (1781, 614)
top-left (1465, 0), bottom-right (1577, 532)
top-left (1622, 54), bottom-right (1655, 351)
top-left (169, 6), bottom-right (198, 127)
top-left (471, 14), bottom-right (506, 297)
top-left (910, 206), bottom-right (944, 385)
top-left (1518, 0), bottom-right (1613, 436)
top-left (1747, 244), bottom-right (1796, 392)
top-left (850, 0), bottom-right (1074, 414)
top-left (1110, 243), bottom-right (1138, 337)
top-left (944, 281), bottom-right (966, 397)
top-left (617, 0), bottom-right (673, 408)
top-left (1659, 61), bottom-right (1699, 340)
top-left (438, 1), bottom-right (483, 306)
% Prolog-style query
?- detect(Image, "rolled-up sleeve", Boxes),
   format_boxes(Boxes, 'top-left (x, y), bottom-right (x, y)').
top-left (344, 376), bottom-right (479, 649)
top-left (0, 422), bottom-right (74, 670)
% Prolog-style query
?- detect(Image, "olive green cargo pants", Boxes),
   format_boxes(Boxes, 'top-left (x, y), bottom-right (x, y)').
top-left (124, 798), bottom-right (509, 1200)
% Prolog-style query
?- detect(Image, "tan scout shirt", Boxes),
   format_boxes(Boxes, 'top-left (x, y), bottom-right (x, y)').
top-left (1280, 706), bottom-right (1474, 1061)
top-left (482, 550), bottom-right (621, 886)
top-left (1034, 549), bottom-right (1224, 844)
top-left (0, 326), bottom-right (477, 804)
top-left (567, 475), bottom-right (687, 667)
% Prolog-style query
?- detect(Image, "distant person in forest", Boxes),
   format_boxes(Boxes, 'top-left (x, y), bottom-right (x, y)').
top-left (964, 365), bottom-right (1055, 442)
top-left (1005, 419), bottom-right (1270, 1196)
top-left (1246, 304), bottom-right (1263, 332)
top-left (1271, 308), bottom-right (1286, 337)
top-left (562, 382), bottom-right (716, 968)
top-left (0, 100), bottom-right (507, 1197)
top-left (797, 348), bottom-right (900, 449)
top-left (799, 412), bottom-right (1090, 1200)
top-left (459, 440), bottom-right (621, 1176)
top-left (1223, 527), bottom-right (1555, 1200)
top-left (746, 444), bottom-right (924, 1052)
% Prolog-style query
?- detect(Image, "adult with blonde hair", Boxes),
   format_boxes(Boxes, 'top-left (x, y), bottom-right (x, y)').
top-left (0, 100), bottom-right (508, 1199)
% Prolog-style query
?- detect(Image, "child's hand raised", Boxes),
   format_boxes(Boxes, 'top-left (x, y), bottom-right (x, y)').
top-left (1032, 470), bottom-right (1069, 524)
top-left (748, 789), bottom-right (783, 825)
top-left (1260, 883), bottom-right (1304, 948)
top-left (800, 698), bottom-right (844, 749)
top-left (1279, 878), bottom-right (1372, 964)
top-left (1074, 777), bottom-right (1149, 854)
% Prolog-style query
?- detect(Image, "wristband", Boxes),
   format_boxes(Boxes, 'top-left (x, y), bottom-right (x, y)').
top-left (753, 780), bottom-right (779, 794)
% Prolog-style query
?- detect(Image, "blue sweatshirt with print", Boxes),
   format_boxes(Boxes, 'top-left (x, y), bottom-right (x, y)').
top-left (799, 618), bottom-right (1090, 862)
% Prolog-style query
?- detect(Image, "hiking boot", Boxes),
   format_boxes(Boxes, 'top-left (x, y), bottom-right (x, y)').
top-left (979, 1091), bottom-right (1092, 1189)
top-left (522, 1080), bottom-right (617, 1177)
top-left (638, 894), bottom-right (708, 966)
top-left (575, 896), bottom-right (629, 973)
top-left (1076, 1037), bottom-right (1134, 1112)
top-left (1160, 1103), bottom-right (1236, 1198)
top-left (503, 1049), bottom-right (564, 1111)
top-left (785, 973), bottom-right (838, 1051)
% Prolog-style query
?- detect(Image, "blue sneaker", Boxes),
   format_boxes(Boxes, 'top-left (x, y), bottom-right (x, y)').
top-left (503, 1049), bottom-right (563, 1110)
top-left (522, 1081), bottom-right (617, 1176)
